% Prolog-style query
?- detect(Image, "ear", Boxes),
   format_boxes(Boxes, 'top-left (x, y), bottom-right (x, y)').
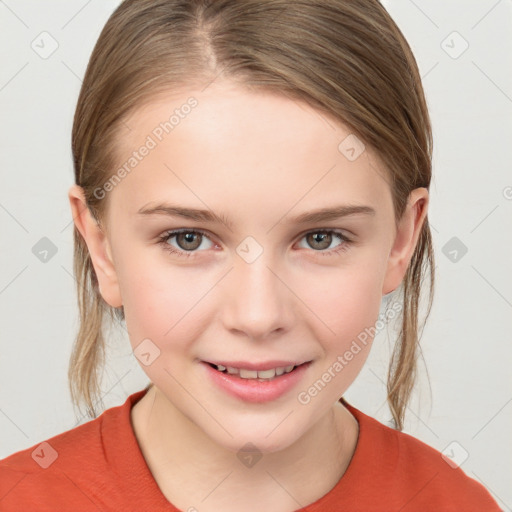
top-left (382, 187), bottom-right (429, 296)
top-left (68, 184), bottom-right (123, 308)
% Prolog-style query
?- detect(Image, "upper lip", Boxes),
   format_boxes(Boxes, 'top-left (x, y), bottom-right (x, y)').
top-left (203, 360), bottom-right (311, 371)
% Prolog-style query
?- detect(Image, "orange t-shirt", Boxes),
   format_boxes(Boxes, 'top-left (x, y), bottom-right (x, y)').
top-left (0, 388), bottom-right (502, 511)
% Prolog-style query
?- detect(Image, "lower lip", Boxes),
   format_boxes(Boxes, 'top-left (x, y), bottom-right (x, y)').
top-left (202, 361), bottom-right (311, 403)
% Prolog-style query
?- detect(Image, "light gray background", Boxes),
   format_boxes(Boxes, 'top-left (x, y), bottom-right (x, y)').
top-left (1, 0), bottom-right (511, 509)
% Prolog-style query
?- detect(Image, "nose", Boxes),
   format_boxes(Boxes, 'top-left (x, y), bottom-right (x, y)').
top-left (220, 251), bottom-right (294, 341)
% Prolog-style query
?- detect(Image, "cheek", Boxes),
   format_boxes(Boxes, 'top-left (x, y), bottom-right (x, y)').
top-left (295, 259), bottom-right (385, 387)
top-left (302, 259), bottom-right (384, 337)
top-left (117, 255), bottom-right (214, 354)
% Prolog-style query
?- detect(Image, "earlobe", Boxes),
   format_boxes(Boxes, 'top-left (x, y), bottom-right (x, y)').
top-left (67, 185), bottom-right (123, 308)
top-left (382, 188), bottom-right (429, 296)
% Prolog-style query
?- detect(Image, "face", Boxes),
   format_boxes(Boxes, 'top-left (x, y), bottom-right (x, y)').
top-left (70, 79), bottom-right (427, 453)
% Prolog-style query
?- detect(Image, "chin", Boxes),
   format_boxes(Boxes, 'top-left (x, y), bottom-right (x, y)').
top-left (200, 415), bottom-right (306, 456)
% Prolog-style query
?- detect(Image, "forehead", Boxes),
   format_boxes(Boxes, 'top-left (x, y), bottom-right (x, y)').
top-left (108, 81), bottom-right (392, 223)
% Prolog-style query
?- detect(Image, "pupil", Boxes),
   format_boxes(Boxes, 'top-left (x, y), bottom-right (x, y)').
top-left (310, 232), bottom-right (330, 249)
top-left (178, 232), bottom-right (200, 250)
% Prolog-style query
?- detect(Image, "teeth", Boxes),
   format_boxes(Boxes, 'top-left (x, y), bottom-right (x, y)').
top-left (257, 368), bottom-right (276, 379)
top-left (239, 369), bottom-right (258, 379)
top-left (214, 364), bottom-right (298, 380)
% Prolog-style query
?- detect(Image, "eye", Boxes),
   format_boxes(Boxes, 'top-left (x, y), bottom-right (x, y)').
top-left (296, 230), bottom-right (352, 257)
top-left (157, 229), bottom-right (214, 258)
top-left (157, 228), bottom-right (353, 259)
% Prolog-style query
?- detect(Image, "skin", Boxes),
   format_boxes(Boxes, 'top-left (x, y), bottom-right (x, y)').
top-left (69, 79), bottom-right (428, 511)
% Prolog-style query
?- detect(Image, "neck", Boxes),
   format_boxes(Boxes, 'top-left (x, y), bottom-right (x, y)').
top-left (130, 385), bottom-right (358, 512)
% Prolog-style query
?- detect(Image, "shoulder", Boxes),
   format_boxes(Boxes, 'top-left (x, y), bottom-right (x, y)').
top-left (391, 428), bottom-right (499, 510)
top-left (0, 389), bottom-right (151, 511)
top-left (343, 401), bottom-right (502, 511)
top-left (0, 418), bottom-right (105, 511)
top-left (0, 407), bottom-right (109, 511)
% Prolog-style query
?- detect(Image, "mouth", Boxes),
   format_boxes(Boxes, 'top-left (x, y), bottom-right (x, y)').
top-left (201, 359), bottom-right (312, 403)
top-left (205, 362), bottom-right (308, 381)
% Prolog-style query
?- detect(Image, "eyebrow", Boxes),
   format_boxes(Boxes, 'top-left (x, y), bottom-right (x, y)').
top-left (137, 203), bottom-right (376, 229)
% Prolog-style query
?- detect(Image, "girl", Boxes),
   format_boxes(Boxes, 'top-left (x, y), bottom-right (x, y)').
top-left (0, 1), bottom-right (501, 510)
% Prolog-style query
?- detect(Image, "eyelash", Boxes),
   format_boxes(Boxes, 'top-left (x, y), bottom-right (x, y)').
top-left (157, 228), bottom-right (353, 259)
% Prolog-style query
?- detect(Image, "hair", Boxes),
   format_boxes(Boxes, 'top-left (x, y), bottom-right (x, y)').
top-left (69, 0), bottom-right (435, 430)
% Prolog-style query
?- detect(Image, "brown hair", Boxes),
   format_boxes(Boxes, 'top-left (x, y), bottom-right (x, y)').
top-left (69, 0), bottom-right (435, 430)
